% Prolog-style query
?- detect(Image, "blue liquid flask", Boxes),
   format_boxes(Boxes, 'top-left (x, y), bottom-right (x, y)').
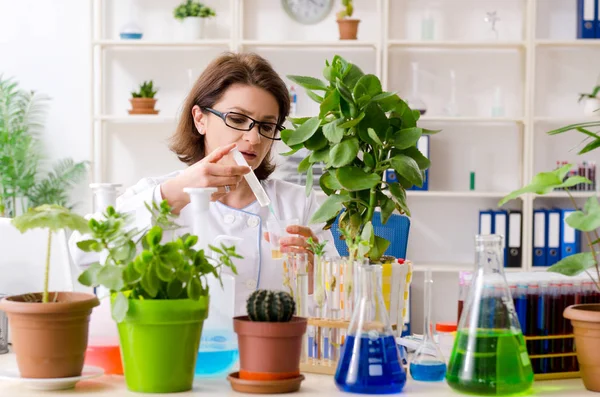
top-left (334, 264), bottom-right (406, 394)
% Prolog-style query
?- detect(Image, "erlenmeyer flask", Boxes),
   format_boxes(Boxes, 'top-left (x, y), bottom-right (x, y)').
top-left (334, 265), bottom-right (406, 394)
top-left (446, 235), bottom-right (534, 396)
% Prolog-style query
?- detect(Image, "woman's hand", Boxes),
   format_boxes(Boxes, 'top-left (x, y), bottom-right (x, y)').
top-left (160, 143), bottom-right (251, 214)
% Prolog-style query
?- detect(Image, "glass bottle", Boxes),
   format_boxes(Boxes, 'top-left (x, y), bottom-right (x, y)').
top-left (334, 265), bottom-right (406, 394)
top-left (446, 235), bottom-right (534, 396)
top-left (409, 269), bottom-right (446, 381)
top-left (405, 62), bottom-right (428, 115)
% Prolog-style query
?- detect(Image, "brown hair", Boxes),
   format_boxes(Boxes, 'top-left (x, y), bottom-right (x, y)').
top-left (170, 52), bottom-right (290, 180)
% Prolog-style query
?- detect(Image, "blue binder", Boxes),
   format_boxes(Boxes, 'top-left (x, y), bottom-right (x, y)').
top-left (533, 209), bottom-right (547, 267)
top-left (479, 210), bottom-right (494, 235)
top-left (577, 0), bottom-right (597, 39)
top-left (546, 209), bottom-right (561, 267)
top-left (493, 210), bottom-right (509, 267)
top-left (559, 209), bottom-right (581, 259)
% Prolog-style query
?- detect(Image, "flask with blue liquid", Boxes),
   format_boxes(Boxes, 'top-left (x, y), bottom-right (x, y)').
top-left (334, 264), bottom-right (406, 394)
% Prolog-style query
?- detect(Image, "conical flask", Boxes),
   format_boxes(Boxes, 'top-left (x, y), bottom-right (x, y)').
top-left (446, 235), bottom-right (534, 396)
top-left (334, 264), bottom-right (406, 394)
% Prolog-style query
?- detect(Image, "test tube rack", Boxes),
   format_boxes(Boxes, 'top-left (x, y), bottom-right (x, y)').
top-left (524, 334), bottom-right (580, 380)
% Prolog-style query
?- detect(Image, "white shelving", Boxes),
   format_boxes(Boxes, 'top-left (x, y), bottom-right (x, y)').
top-left (91, 0), bottom-right (598, 277)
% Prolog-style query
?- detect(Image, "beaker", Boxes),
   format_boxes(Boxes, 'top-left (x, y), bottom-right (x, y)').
top-left (334, 264), bottom-right (407, 394)
top-left (446, 235), bottom-right (534, 396)
top-left (409, 269), bottom-right (446, 381)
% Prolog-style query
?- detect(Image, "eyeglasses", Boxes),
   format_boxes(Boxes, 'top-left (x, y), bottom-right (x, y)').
top-left (203, 107), bottom-right (283, 141)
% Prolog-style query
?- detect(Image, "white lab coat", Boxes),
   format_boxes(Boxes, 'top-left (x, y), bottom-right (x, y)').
top-left (70, 171), bottom-right (338, 316)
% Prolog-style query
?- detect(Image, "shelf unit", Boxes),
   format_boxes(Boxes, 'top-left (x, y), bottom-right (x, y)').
top-left (90, 0), bottom-right (598, 276)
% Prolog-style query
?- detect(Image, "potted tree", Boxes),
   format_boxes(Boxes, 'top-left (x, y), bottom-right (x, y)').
top-left (230, 289), bottom-right (307, 394)
top-left (77, 200), bottom-right (241, 393)
top-left (174, 0), bottom-right (217, 40)
top-left (499, 120), bottom-right (600, 391)
top-left (336, 0), bottom-right (360, 40)
top-left (129, 80), bottom-right (159, 115)
top-left (0, 205), bottom-right (99, 379)
top-left (579, 85), bottom-right (600, 117)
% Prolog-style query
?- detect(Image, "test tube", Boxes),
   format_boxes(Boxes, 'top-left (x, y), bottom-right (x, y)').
top-left (230, 147), bottom-right (271, 207)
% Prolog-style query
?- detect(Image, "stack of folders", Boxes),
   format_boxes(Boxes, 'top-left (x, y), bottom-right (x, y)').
top-left (577, 0), bottom-right (600, 39)
top-left (478, 210), bottom-right (523, 268)
top-left (533, 209), bottom-right (581, 267)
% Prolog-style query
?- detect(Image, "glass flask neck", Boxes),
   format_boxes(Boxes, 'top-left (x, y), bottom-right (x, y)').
top-left (475, 235), bottom-right (505, 274)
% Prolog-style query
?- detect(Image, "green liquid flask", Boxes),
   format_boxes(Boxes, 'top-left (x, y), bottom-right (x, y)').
top-left (446, 235), bottom-right (534, 396)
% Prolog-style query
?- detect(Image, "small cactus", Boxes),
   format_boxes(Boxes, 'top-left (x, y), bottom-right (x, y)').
top-left (246, 290), bottom-right (295, 322)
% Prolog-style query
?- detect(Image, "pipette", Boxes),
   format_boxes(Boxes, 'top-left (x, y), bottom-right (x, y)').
top-left (230, 147), bottom-right (272, 209)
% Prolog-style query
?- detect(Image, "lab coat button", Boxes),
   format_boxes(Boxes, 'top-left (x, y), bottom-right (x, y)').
top-left (247, 217), bottom-right (259, 228)
top-left (224, 214), bottom-right (235, 224)
top-left (245, 278), bottom-right (257, 290)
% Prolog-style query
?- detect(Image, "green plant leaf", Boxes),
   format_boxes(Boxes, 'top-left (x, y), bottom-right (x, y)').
top-left (388, 182), bottom-right (410, 216)
top-left (367, 128), bottom-right (383, 146)
top-left (113, 240), bottom-right (136, 262)
top-left (156, 259), bottom-right (175, 282)
top-left (78, 262), bottom-right (103, 287)
top-left (341, 63), bottom-right (365, 89)
top-left (336, 167), bottom-right (381, 191)
top-left (320, 90), bottom-right (340, 118)
top-left (371, 92), bottom-right (399, 111)
top-left (287, 75), bottom-right (328, 91)
top-left (304, 129), bottom-right (328, 151)
top-left (548, 252), bottom-right (597, 276)
top-left (498, 164), bottom-right (575, 206)
top-left (363, 152), bottom-right (375, 170)
top-left (147, 226), bottom-right (163, 247)
top-left (566, 197), bottom-right (600, 231)
top-left (557, 176), bottom-right (592, 189)
top-left (298, 156), bottom-right (311, 173)
top-left (167, 279), bottom-right (184, 299)
top-left (76, 239), bottom-right (103, 252)
top-left (141, 262), bottom-right (159, 297)
top-left (390, 155), bottom-right (423, 187)
top-left (305, 166), bottom-right (314, 196)
top-left (187, 277), bottom-right (203, 300)
top-left (310, 194), bottom-right (346, 224)
top-left (353, 74), bottom-right (382, 100)
top-left (330, 138), bottom-right (359, 168)
top-left (369, 235), bottom-right (391, 262)
top-left (338, 112), bottom-right (365, 129)
top-left (321, 171), bottom-right (343, 190)
top-left (393, 127), bottom-right (422, 150)
top-left (11, 204), bottom-right (89, 234)
top-left (358, 103), bottom-right (389, 143)
top-left (360, 221), bottom-right (374, 245)
top-left (97, 265), bottom-right (124, 292)
top-left (401, 146), bottom-right (431, 170)
top-left (309, 148), bottom-right (330, 163)
top-left (306, 90), bottom-right (324, 103)
top-left (123, 261), bottom-right (142, 285)
top-left (285, 117), bottom-right (320, 146)
top-left (323, 119), bottom-right (345, 144)
top-left (579, 138), bottom-right (600, 155)
top-left (111, 292), bottom-right (129, 323)
top-left (380, 194), bottom-right (395, 224)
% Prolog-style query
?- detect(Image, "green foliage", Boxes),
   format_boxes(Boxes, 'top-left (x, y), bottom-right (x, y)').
top-left (306, 237), bottom-right (328, 257)
top-left (246, 290), bottom-right (295, 322)
top-left (579, 85), bottom-right (600, 102)
top-left (131, 80), bottom-right (158, 99)
top-left (77, 200), bottom-right (241, 322)
top-left (11, 205), bottom-right (90, 303)
top-left (0, 76), bottom-right (87, 217)
top-left (336, 0), bottom-right (354, 19)
top-left (282, 55), bottom-right (434, 260)
top-left (173, 0), bottom-right (216, 20)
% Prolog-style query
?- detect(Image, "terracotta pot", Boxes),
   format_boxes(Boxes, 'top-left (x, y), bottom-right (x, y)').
top-left (234, 316), bottom-right (307, 381)
top-left (0, 292), bottom-right (99, 379)
top-left (337, 19), bottom-right (360, 40)
top-left (564, 304), bottom-right (600, 392)
top-left (129, 98), bottom-right (159, 115)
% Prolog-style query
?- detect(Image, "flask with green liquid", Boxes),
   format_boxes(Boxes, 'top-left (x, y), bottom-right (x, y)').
top-left (446, 235), bottom-right (534, 396)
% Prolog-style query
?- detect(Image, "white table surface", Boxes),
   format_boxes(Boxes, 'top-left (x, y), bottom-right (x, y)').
top-left (0, 352), bottom-right (595, 396)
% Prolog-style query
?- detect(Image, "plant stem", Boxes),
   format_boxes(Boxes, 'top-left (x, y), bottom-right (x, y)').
top-left (365, 187), bottom-right (377, 224)
top-left (43, 230), bottom-right (52, 303)
top-left (11, 195), bottom-right (16, 217)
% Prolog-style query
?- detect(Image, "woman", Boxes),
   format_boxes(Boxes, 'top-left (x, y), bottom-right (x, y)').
top-left (77, 52), bottom-right (337, 315)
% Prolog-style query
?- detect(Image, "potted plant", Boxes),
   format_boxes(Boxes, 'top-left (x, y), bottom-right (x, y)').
top-left (77, 200), bottom-right (240, 393)
top-left (336, 0), bottom-right (360, 40)
top-left (0, 205), bottom-right (99, 379)
top-left (174, 0), bottom-right (217, 40)
top-left (129, 80), bottom-right (159, 115)
top-left (0, 76), bottom-right (88, 218)
top-left (231, 289), bottom-right (306, 393)
top-left (579, 84), bottom-right (600, 117)
top-left (499, 120), bottom-right (600, 391)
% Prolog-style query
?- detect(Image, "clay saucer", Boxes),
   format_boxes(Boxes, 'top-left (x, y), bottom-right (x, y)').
top-left (227, 372), bottom-right (305, 394)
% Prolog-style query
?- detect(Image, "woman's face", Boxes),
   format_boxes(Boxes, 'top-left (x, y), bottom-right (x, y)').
top-left (192, 83), bottom-right (280, 169)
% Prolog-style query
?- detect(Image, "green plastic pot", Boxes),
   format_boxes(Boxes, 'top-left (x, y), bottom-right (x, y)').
top-left (117, 297), bottom-right (209, 393)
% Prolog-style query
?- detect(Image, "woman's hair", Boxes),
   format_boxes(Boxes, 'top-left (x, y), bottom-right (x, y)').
top-left (170, 52), bottom-right (290, 180)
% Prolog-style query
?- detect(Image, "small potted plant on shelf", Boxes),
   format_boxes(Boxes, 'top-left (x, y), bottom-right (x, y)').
top-left (336, 0), bottom-right (360, 40)
top-left (0, 205), bottom-right (99, 379)
top-left (129, 80), bottom-right (159, 115)
top-left (174, 0), bottom-right (217, 40)
top-left (77, 201), bottom-right (241, 393)
top-left (499, 119), bottom-right (600, 392)
top-left (579, 84), bottom-right (600, 117)
top-left (230, 290), bottom-right (307, 394)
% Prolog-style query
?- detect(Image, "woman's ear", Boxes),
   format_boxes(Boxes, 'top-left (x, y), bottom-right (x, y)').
top-left (191, 105), bottom-right (206, 135)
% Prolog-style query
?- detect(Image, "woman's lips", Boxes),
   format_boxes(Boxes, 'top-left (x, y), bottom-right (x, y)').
top-left (241, 151), bottom-right (257, 161)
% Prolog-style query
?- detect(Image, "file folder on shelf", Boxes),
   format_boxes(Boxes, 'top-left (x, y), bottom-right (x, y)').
top-left (533, 209), bottom-right (547, 267)
top-left (507, 211), bottom-right (522, 268)
top-left (479, 210), bottom-right (494, 235)
top-left (559, 209), bottom-right (581, 259)
top-left (577, 0), bottom-right (597, 39)
top-left (493, 210), bottom-right (509, 267)
top-left (546, 209), bottom-right (561, 267)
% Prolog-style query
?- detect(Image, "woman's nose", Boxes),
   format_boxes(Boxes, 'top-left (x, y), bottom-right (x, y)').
top-left (244, 124), bottom-right (261, 145)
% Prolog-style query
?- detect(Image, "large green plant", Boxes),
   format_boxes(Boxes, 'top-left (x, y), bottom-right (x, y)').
top-left (173, 0), bottom-right (216, 20)
top-left (0, 76), bottom-right (87, 217)
top-left (282, 55), bottom-right (436, 261)
top-left (500, 120), bottom-right (600, 289)
top-left (77, 200), bottom-right (241, 322)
